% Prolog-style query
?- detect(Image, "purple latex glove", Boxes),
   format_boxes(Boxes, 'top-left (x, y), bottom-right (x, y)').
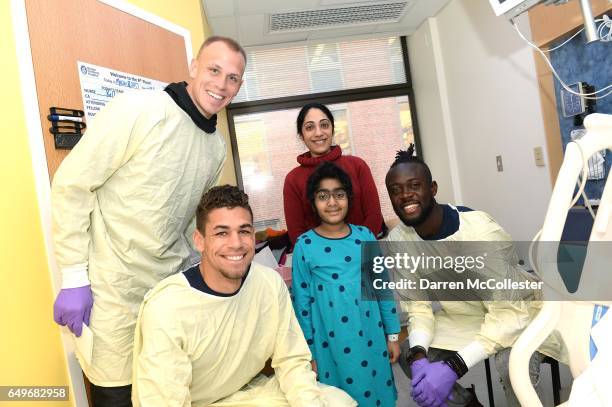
top-left (53, 286), bottom-right (93, 337)
top-left (411, 361), bottom-right (457, 407)
top-left (410, 357), bottom-right (430, 383)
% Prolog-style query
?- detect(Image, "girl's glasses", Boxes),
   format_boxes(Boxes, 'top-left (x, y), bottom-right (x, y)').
top-left (315, 189), bottom-right (347, 202)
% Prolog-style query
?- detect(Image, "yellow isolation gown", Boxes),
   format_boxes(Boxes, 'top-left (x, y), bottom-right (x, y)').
top-left (52, 89), bottom-right (226, 385)
top-left (132, 262), bottom-right (356, 406)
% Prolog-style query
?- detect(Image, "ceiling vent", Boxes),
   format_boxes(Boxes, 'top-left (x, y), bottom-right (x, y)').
top-left (269, 2), bottom-right (408, 32)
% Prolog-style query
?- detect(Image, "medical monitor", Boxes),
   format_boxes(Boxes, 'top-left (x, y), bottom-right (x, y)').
top-left (488, 0), bottom-right (544, 19)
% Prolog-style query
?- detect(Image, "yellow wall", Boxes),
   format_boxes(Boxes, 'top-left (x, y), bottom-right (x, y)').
top-left (0, 1), bottom-right (71, 405)
top-left (1, 1), bottom-right (230, 405)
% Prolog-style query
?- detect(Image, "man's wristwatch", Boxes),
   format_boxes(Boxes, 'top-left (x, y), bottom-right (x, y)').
top-left (444, 352), bottom-right (469, 378)
top-left (387, 333), bottom-right (399, 342)
top-left (405, 345), bottom-right (427, 365)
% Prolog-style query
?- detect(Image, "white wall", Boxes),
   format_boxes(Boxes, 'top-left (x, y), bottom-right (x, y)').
top-left (410, 0), bottom-right (554, 244)
top-left (408, 19), bottom-right (459, 206)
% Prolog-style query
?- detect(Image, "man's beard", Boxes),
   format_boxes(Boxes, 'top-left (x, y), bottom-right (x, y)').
top-left (218, 266), bottom-right (249, 281)
top-left (397, 199), bottom-right (435, 227)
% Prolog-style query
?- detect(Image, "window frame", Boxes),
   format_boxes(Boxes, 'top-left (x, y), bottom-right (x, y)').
top-left (227, 36), bottom-right (422, 191)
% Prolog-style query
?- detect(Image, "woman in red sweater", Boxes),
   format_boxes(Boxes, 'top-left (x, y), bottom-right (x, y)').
top-left (283, 102), bottom-right (385, 244)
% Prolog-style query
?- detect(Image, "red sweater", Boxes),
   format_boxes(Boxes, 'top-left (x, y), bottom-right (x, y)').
top-left (283, 145), bottom-right (384, 244)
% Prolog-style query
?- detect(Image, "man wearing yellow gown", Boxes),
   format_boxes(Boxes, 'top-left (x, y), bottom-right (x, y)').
top-left (132, 185), bottom-right (355, 406)
top-left (385, 146), bottom-right (566, 407)
top-left (52, 36), bottom-right (246, 405)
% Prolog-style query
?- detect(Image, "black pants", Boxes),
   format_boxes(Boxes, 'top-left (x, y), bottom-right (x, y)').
top-left (90, 383), bottom-right (132, 407)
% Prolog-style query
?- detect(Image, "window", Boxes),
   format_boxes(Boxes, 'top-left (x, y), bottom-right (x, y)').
top-left (231, 37), bottom-right (406, 102)
top-left (308, 43), bottom-right (344, 93)
top-left (330, 107), bottom-right (352, 154)
top-left (397, 95), bottom-right (414, 148)
top-left (389, 37), bottom-right (406, 84)
top-left (254, 218), bottom-right (281, 231)
top-left (234, 117), bottom-right (271, 191)
top-left (228, 36), bottom-right (420, 231)
top-left (233, 58), bottom-right (259, 103)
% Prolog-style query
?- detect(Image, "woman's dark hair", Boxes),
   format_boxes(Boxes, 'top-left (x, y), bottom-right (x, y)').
top-left (306, 162), bottom-right (353, 210)
top-left (296, 102), bottom-right (335, 136)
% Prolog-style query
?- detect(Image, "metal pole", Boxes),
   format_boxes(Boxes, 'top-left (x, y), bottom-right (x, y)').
top-left (578, 0), bottom-right (599, 43)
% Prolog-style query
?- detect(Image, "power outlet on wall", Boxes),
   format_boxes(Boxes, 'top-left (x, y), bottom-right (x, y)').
top-left (534, 146), bottom-right (546, 167)
top-left (496, 155), bottom-right (503, 172)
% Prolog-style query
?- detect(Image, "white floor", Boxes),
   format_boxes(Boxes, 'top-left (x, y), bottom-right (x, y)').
top-left (394, 358), bottom-right (573, 407)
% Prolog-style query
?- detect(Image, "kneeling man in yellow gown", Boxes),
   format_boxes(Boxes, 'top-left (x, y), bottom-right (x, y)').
top-left (132, 185), bottom-right (356, 406)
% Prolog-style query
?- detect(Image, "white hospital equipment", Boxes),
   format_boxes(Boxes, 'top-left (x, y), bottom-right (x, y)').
top-left (509, 113), bottom-right (612, 406)
top-left (488, 0), bottom-right (599, 43)
top-left (489, 0), bottom-right (612, 104)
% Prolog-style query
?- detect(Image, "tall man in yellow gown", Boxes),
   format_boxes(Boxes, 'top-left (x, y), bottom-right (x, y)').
top-left (52, 36), bottom-right (246, 405)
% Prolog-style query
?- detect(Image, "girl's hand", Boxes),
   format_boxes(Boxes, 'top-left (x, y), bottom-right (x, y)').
top-left (311, 360), bottom-right (318, 377)
top-left (387, 340), bottom-right (400, 363)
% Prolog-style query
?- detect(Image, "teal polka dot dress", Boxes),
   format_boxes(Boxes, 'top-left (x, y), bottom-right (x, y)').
top-left (292, 225), bottom-right (400, 407)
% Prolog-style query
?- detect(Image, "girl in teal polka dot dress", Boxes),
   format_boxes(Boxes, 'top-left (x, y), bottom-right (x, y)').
top-left (292, 161), bottom-right (401, 407)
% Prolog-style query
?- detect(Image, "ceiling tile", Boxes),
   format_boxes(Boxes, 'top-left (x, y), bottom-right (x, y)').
top-left (203, 0), bottom-right (452, 46)
top-left (402, 0), bottom-right (450, 23)
top-left (375, 24), bottom-right (415, 36)
top-left (203, 0), bottom-right (236, 18)
top-left (210, 16), bottom-right (239, 39)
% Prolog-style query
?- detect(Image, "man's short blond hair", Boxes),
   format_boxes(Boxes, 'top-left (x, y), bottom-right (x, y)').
top-left (197, 36), bottom-right (247, 65)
